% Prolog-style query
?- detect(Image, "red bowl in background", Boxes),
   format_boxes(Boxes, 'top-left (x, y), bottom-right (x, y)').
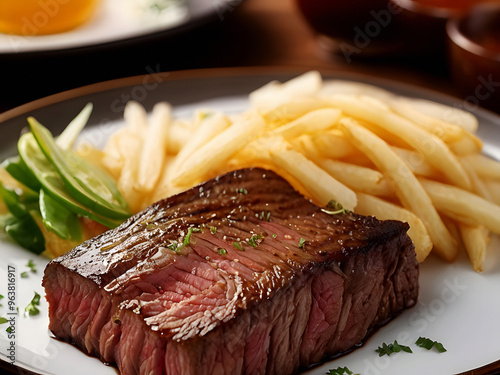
top-left (447, 2), bottom-right (500, 113)
top-left (390, 0), bottom-right (481, 59)
top-left (295, 0), bottom-right (403, 61)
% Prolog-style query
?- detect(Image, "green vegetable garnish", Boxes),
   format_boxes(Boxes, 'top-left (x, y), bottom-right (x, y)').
top-left (248, 234), bottom-right (263, 247)
top-left (415, 337), bottom-right (447, 353)
top-left (18, 132), bottom-right (123, 228)
top-left (218, 248), bottom-right (227, 255)
top-left (236, 188), bottom-right (248, 194)
top-left (27, 259), bottom-right (37, 273)
top-left (298, 238), bottom-right (306, 248)
top-left (39, 189), bottom-right (82, 241)
top-left (327, 366), bottom-right (359, 375)
top-left (0, 317), bottom-right (7, 325)
top-left (0, 183), bottom-right (45, 254)
top-left (1, 156), bottom-right (41, 192)
top-left (233, 242), bottom-right (243, 251)
top-left (25, 291), bottom-right (41, 316)
top-left (167, 227), bottom-right (200, 253)
top-left (375, 340), bottom-right (413, 357)
top-left (259, 211), bottom-right (271, 222)
top-left (21, 272), bottom-right (28, 278)
top-left (27, 117), bottom-right (129, 220)
top-left (321, 200), bottom-right (349, 215)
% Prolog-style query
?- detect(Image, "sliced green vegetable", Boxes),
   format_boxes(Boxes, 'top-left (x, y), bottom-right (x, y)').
top-left (39, 189), bottom-right (82, 241)
top-left (1, 156), bottom-right (41, 192)
top-left (18, 133), bottom-right (122, 228)
top-left (0, 317), bottom-right (7, 325)
top-left (56, 103), bottom-right (93, 150)
top-left (27, 117), bottom-right (129, 220)
top-left (0, 183), bottom-right (45, 254)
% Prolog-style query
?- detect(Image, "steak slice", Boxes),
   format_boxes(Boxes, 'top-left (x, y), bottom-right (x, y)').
top-left (43, 168), bottom-right (419, 375)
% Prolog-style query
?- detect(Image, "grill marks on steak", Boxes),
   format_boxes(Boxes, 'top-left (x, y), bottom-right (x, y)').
top-left (43, 168), bottom-right (419, 375)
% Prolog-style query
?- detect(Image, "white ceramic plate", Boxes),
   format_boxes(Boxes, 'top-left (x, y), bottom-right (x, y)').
top-left (0, 0), bottom-right (239, 54)
top-left (0, 68), bottom-right (499, 375)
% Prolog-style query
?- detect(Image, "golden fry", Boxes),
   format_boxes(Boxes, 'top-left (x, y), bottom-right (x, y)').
top-left (340, 117), bottom-right (458, 261)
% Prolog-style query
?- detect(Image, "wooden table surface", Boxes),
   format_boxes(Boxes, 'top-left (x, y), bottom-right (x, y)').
top-left (0, 0), bottom-right (474, 114)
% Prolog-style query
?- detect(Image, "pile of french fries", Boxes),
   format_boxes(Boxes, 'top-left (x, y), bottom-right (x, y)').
top-left (78, 71), bottom-right (500, 272)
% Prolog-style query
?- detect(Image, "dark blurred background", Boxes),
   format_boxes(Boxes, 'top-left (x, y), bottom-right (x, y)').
top-left (1, 0), bottom-right (499, 114)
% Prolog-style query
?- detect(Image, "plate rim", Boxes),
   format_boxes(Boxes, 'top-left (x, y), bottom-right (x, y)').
top-left (1, 65), bottom-right (500, 126)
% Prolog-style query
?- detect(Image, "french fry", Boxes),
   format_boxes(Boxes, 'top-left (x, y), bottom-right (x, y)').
top-left (123, 100), bottom-right (148, 132)
top-left (390, 146), bottom-right (439, 178)
top-left (355, 193), bottom-right (433, 262)
top-left (309, 130), bottom-right (359, 160)
top-left (315, 159), bottom-right (394, 198)
top-left (419, 177), bottom-right (500, 234)
top-left (171, 112), bottom-right (231, 173)
top-left (461, 156), bottom-right (493, 201)
top-left (459, 223), bottom-right (490, 272)
top-left (249, 71), bottom-right (322, 113)
top-left (269, 138), bottom-right (357, 210)
top-left (274, 108), bottom-right (341, 139)
top-left (171, 111), bottom-right (267, 188)
top-left (390, 97), bottom-right (471, 143)
top-left (138, 102), bottom-right (171, 193)
top-left (403, 97), bottom-right (479, 134)
top-left (340, 117), bottom-right (458, 261)
top-left (263, 97), bottom-right (330, 126)
top-left (328, 94), bottom-right (472, 190)
top-left (484, 180), bottom-right (500, 205)
top-left (320, 79), bottom-right (394, 102)
top-left (462, 154), bottom-right (500, 180)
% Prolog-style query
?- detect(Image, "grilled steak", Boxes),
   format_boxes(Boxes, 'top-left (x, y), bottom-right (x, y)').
top-left (43, 168), bottom-right (419, 375)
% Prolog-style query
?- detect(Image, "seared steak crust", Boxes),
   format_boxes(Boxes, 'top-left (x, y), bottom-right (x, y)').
top-left (43, 168), bottom-right (419, 374)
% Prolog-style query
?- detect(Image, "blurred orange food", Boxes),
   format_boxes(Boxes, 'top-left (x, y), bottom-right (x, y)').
top-left (0, 0), bottom-right (98, 36)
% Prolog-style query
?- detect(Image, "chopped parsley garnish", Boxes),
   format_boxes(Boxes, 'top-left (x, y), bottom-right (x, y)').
top-left (183, 227), bottom-right (200, 247)
top-left (0, 317), bottom-right (7, 325)
top-left (236, 188), bottom-right (248, 194)
top-left (167, 242), bottom-right (179, 252)
top-left (375, 340), bottom-right (413, 357)
top-left (21, 271), bottom-right (28, 278)
top-left (327, 366), bottom-right (359, 375)
top-left (298, 238), bottom-right (306, 248)
top-left (218, 248), bottom-right (227, 255)
top-left (272, 234), bottom-right (277, 238)
top-left (167, 226), bottom-right (201, 253)
top-left (27, 259), bottom-right (37, 273)
top-left (25, 291), bottom-right (41, 316)
top-left (321, 200), bottom-right (349, 215)
top-left (209, 226), bottom-right (217, 234)
top-left (259, 211), bottom-right (271, 222)
top-left (6, 326), bottom-right (13, 333)
top-left (415, 337), bottom-right (447, 353)
top-left (248, 234), bottom-right (263, 247)
top-left (233, 242), bottom-right (243, 251)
